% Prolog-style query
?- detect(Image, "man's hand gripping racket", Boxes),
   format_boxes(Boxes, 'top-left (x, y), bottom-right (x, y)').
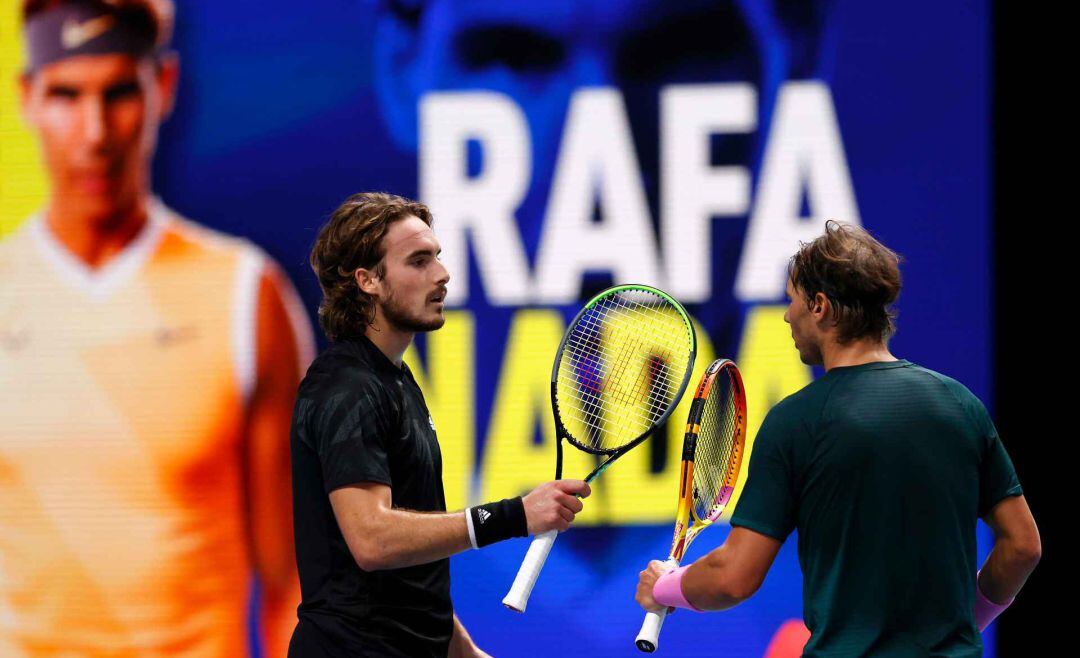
top-left (634, 358), bottom-right (747, 652)
top-left (502, 285), bottom-right (697, 613)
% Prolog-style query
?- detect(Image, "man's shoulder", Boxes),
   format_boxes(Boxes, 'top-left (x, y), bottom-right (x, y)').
top-left (904, 363), bottom-right (974, 397)
top-left (768, 376), bottom-right (832, 420)
top-left (881, 362), bottom-right (985, 415)
top-left (153, 201), bottom-right (266, 265)
top-left (295, 344), bottom-right (402, 438)
top-left (903, 364), bottom-right (992, 431)
top-left (754, 379), bottom-right (832, 446)
top-left (301, 342), bottom-right (390, 399)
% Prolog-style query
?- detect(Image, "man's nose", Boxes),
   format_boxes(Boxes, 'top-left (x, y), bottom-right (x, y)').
top-left (79, 95), bottom-right (108, 149)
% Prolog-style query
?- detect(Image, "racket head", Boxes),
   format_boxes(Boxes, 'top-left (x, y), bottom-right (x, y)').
top-left (667, 358), bottom-right (748, 560)
top-left (550, 284), bottom-right (696, 457)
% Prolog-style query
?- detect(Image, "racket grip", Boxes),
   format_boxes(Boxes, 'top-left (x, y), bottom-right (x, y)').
top-left (502, 529), bottom-right (558, 612)
top-left (635, 609), bottom-right (669, 653)
top-left (634, 558), bottom-right (680, 652)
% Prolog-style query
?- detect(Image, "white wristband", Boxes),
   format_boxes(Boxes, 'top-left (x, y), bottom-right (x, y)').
top-left (464, 507), bottom-right (479, 549)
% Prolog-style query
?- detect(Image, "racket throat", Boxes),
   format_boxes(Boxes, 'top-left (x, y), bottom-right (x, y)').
top-left (555, 433), bottom-right (564, 480)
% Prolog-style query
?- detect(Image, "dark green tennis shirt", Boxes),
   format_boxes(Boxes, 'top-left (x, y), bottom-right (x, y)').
top-left (730, 360), bottom-right (1022, 657)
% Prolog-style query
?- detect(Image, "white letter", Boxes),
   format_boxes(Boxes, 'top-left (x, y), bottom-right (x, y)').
top-left (534, 89), bottom-right (661, 303)
top-left (735, 82), bottom-right (861, 302)
top-left (661, 83), bottom-right (756, 302)
top-left (420, 92), bottom-right (532, 305)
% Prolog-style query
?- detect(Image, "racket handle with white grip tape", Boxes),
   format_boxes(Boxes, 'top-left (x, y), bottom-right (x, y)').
top-left (635, 558), bottom-right (681, 652)
top-left (502, 529), bottom-right (558, 612)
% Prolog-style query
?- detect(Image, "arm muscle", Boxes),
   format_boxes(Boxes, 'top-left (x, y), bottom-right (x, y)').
top-left (329, 483), bottom-right (472, 571)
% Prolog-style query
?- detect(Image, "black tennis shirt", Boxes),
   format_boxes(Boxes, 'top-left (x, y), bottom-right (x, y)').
top-left (288, 335), bottom-right (451, 658)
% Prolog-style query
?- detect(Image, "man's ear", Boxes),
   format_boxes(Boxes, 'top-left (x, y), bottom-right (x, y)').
top-left (355, 267), bottom-right (382, 297)
top-left (810, 292), bottom-right (830, 320)
top-left (19, 72), bottom-right (37, 127)
top-left (154, 52), bottom-right (180, 120)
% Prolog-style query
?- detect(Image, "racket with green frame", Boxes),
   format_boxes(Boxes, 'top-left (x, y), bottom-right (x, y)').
top-left (502, 284), bottom-right (697, 613)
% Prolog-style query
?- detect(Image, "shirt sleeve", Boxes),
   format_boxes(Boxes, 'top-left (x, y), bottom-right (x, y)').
top-left (729, 404), bottom-right (799, 541)
top-left (312, 375), bottom-right (396, 494)
top-left (972, 403), bottom-right (1023, 518)
top-left (942, 377), bottom-right (1024, 517)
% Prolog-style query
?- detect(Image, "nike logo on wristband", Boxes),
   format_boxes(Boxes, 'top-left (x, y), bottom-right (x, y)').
top-left (61, 15), bottom-right (116, 50)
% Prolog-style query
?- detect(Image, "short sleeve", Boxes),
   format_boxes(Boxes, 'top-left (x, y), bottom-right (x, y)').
top-left (312, 376), bottom-right (396, 494)
top-left (940, 377), bottom-right (1023, 517)
top-left (729, 405), bottom-right (799, 541)
top-left (973, 408), bottom-right (1023, 518)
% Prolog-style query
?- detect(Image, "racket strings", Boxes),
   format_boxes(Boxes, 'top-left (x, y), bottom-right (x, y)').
top-left (692, 371), bottom-right (741, 522)
top-left (558, 345), bottom-right (680, 436)
top-left (567, 313), bottom-right (683, 406)
top-left (556, 290), bottom-right (693, 453)
top-left (574, 302), bottom-right (682, 399)
top-left (575, 296), bottom-right (687, 407)
top-left (557, 351), bottom-right (680, 419)
top-left (557, 345), bottom-right (679, 419)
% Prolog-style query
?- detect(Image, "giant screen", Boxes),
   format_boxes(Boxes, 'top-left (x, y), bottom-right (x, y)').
top-left (0, 1), bottom-right (994, 656)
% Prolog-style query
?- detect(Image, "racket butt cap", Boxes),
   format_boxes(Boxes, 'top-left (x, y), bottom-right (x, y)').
top-left (635, 605), bottom-right (668, 652)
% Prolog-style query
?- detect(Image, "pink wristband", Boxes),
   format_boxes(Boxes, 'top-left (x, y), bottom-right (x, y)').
top-left (652, 565), bottom-right (702, 612)
top-left (974, 574), bottom-right (1013, 632)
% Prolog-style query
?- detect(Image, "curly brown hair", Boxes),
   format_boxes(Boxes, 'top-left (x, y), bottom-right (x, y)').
top-left (789, 220), bottom-right (902, 344)
top-left (310, 192), bottom-right (434, 341)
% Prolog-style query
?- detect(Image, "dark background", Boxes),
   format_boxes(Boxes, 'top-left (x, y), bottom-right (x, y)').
top-left (995, 1), bottom-right (1062, 652)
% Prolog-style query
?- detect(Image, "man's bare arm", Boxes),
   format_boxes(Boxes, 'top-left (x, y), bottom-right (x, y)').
top-left (979, 495), bottom-right (1041, 602)
top-left (637, 526), bottom-right (783, 613)
top-left (682, 527), bottom-right (783, 610)
top-left (247, 266), bottom-right (313, 658)
top-left (330, 480), bottom-right (590, 571)
top-left (330, 483), bottom-right (469, 570)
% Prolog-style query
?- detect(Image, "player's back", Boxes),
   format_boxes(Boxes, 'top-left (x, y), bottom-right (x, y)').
top-left (733, 360), bottom-right (1021, 657)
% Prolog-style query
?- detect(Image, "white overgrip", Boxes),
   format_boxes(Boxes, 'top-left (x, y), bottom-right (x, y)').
top-left (502, 529), bottom-right (558, 612)
top-left (634, 557), bottom-right (680, 652)
top-left (635, 608), bottom-right (668, 653)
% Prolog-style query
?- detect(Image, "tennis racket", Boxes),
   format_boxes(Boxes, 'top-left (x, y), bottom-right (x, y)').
top-left (635, 358), bottom-right (747, 652)
top-left (502, 284), bottom-right (696, 613)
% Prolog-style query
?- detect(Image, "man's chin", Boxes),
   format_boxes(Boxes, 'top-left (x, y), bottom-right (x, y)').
top-left (392, 314), bottom-right (445, 333)
top-left (61, 188), bottom-right (137, 225)
top-left (416, 316), bottom-right (446, 332)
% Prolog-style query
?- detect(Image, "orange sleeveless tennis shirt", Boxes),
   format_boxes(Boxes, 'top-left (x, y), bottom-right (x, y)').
top-left (0, 200), bottom-right (292, 657)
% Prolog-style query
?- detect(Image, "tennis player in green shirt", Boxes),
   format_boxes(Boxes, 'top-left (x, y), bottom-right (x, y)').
top-left (636, 221), bottom-right (1040, 657)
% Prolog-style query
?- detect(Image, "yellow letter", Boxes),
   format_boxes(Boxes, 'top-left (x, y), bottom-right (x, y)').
top-left (599, 318), bottom-right (716, 524)
top-left (722, 304), bottom-right (812, 520)
top-left (479, 310), bottom-right (595, 509)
